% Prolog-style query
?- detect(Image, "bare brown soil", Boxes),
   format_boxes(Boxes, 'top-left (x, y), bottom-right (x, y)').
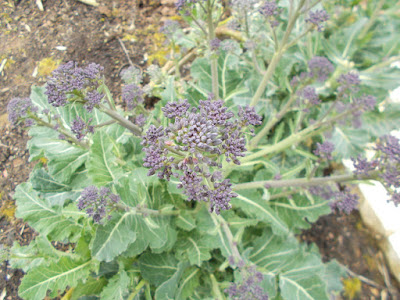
top-left (0, 0), bottom-right (398, 299)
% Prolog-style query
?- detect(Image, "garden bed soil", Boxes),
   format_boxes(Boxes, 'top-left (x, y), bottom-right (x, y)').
top-left (0, 0), bottom-right (398, 299)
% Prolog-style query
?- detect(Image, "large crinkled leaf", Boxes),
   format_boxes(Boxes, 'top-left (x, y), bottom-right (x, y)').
top-left (87, 130), bottom-right (124, 185)
top-left (30, 168), bottom-right (72, 194)
top-left (328, 126), bottom-right (370, 159)
top-left (27, 127), bottom-right (89, 184)
top-left (232, 190), bottom-right (289, 236)
top-left (175, 267), bottom-right (201, 300)
top-left (91, 212), bottom-right (137, 262)
top-left (175, 232), bottom-right (212, 267)
top-left (362, 104), bottom-right (400, 138)
top-left (71, 276), bottom-right (108, 300)
top-left (99, 270), bottom-right (130, 300)
top-left (14, 183), bottom-right (82, 241)
top-left (175, 211), bottom-right (196, 231)
top-left (18, 257), bottom-right (93, 300)
top-left (116, 175), bottom-right (175, 254)
top-left (190, 53), bottom-right (244, 100)
top-left (155, 262), bottom-right (188, 300)
top-left (139, 253), bottom-right (178, 286)
top-left (269, 194), bottom-right (331, 233)
top-left (250, 230), bottom-right (332, 300)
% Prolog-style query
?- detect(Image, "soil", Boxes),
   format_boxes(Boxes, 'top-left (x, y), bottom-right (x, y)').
top-left (0, 0), bottom-right (398, 299)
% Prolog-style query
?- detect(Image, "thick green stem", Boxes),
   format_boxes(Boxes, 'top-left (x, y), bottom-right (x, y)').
top-left (233, 170), bottom-right (379, 191)
top-left (127, 279), bottom-right (147, 300)
top-left (99, 104), bottom-right (142, 136)
top-left (29, 114), bottom-right (89, 149)
top-left (206, 0), bottom-right (219, 99)
top-left (210, 274), bottom-right (225, 300)
top-left (250, 93), bottom-right (297, 148)
top-left (250, 0), bottom-right (306, 107)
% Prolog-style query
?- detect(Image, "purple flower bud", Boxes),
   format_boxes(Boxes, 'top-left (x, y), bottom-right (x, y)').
top-left (260, 1), bottom-right (278, 17)
top-left (306, 10), bottom-right (329, 31)
top-left (225, 264), bottom-right (269, 300)
top-left (45, 61), bottom-right (103, 107)
top-left (308, 56), bottom-right (334, 82)
top-left (71, 117), bottom-right (94, 140)
top-left (84, 90), bottom-right (103, 112)
top-left (162, 99), bottom-right (190, 119)
top-left (121, 66), bottom-right (143, 85)
top-left (210, 38), bottom-right (221, 51)
top-left (298, 86), bottom-right (321, 106)
top-left (78, 185), bottom-right (120, 223)
top-left (238, 105), bottom-right (263, 126)
top-left (160, 20), bottom-right (180, 38)
top-left (122, 84), bottom-right (144, 110)
top-left (7, 97), bottom-right (36, 126)
top-left (313, 141), bottom-right (334, 160)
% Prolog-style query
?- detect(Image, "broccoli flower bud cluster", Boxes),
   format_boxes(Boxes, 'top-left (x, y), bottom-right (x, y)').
top-left (352, 135), bottom-right (400, 205)
top-left (309, 185), bottom-right (359, 214)
top-left (7, 97), bottom-right (38, 127)
top-left (225, 264), bottom-right (269, 300)
top-left (45, 61), bottom-right (104, 110)
top-left (77, 186), bottom-right (120, 223)
top-left (306, 9), bottom-right (329, 31)
top-left (141, 99), bottom-right (261, 214)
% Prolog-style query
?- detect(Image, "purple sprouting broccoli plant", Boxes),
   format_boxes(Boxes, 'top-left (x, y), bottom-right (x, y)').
top-left (142, 99), bottom-right (261, 214)
top-left (225, 264), bottom-right (269, 300)
top-left (77, 186), bottom-right (121, 223)
top-left (45, 61), bottom-right (104, 110)
top-left (259, 1), bottom-right (280, 27)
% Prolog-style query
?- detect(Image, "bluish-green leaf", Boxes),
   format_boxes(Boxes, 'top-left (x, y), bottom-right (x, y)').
top-left (91, 212), bottom-right (137, 262)
top-left (87, 130), bottom-right (124, 185)
top-left (19, 257), bottom-right (93, 300)
top-left (14, 183), bottom-right (82, 241)
top-left (139, 253), bottom-right (178, 286)
top-left (99, 270), bottom-right (130, 300)
top-left (155, 262), bottom-right (188, 300)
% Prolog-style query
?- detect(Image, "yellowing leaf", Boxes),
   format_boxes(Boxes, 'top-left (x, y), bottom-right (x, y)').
top-left (38, 57), bottom-right (61, 77)
top-left (343, 277), bottom-right (361, 300)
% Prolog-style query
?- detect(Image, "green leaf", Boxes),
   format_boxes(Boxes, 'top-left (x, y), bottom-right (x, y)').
top-left (19, 257), bottom-right (93, 300)
top-left (328, 126), bottom-right (370, 159)
top-left (99, 270), bottom-right (130, 300)
top-left (250, 230), bottom-right (330, 300)
top-left (71, 276), bottom-right (108, 300)
top-left (87, 130), bottom-right (124, 185)
top-left (9, 241), bottom-right (45, 273)
top-left (139, 253), bottom-right (178, 286)
top-left (190, 53), bottom-right (244, 100)
top-left (175, 211), bottom-right (196, 231)
top-left (269, 194), bottom-right (331, 233)
top-left (30, 168), bottom-right (72, 194)
top-left (323, 260), bottom-right (346, 294)
top-left (91, 212), bottom-right (137, 262)
top-left (232, 190), bottom-right (289, 236)
top-left (176, 267), bottom-right (201, 300)
top-left (362, 104), bottom-right (400, 137)
top-left (155, 262), bottom-right (188, 300)
top-left (176, 232), bottom-right (212, 267)
top-left (14, 183), bottom-right (82, 241)
top-left (28, 127), bottom-right (89, 183)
